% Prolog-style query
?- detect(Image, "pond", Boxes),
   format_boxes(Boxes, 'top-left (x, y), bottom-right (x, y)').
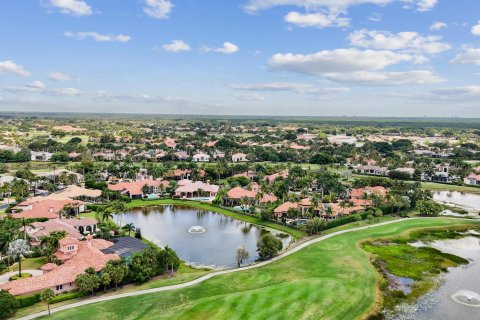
top-left (121, 205), bottom-right (292, 268)
top-left (433, 191), bottom-right (480, 216)
top-left (386, 235), bottom-right (480, 320)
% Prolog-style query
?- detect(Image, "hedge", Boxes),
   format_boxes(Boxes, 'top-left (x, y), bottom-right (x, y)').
top-left (51, 291), bottom-right (83, 304)
top-left (324, 212), bottom-right (371, 230)
top-left (16, 293), bottom-right (40, 308)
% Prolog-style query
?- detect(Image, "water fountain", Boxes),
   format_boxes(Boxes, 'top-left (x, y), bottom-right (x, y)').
top-left (451, 290), bottom-right (480, 307)
top-left (187, 225), bottom-right (207, 234)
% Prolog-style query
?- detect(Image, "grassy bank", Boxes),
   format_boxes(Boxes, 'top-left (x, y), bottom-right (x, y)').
top-left (421, 182), bottom-right (480, 194)
top-left (37, 218), bottom-right (479, 320)
top-left (362, 226), bottom-right (478, 311)
top-left (126, 199), bottom-right (307, 239)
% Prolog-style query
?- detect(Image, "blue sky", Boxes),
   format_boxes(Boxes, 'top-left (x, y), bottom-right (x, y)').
top-left (1, 0), bottom-right (480, 116)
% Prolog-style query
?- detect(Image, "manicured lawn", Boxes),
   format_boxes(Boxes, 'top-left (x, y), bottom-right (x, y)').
top-left (38, 218), bottom-right (479, 320)
top-left (126, 199), bottom-right (307, 239)
top-left (13, 263), bottom-right (210, 319)
top-left (10, 257), bottom-right (46, 272)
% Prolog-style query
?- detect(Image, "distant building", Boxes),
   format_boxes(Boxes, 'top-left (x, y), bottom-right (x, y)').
top-left (192, 153), bottom-right (210, 162)
top-left (231, 153), bottom-right (248, 162)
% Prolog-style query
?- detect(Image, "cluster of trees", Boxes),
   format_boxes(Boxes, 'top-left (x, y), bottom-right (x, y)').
top-left (256, 233), bottom-right (283, 260)
top-left (75, 244), bottom-right (180, 295)
top-left (0, 149), bottom-right (30, 163)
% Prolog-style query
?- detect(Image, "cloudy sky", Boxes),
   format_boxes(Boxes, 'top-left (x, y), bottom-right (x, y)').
top-left (1, 0), bottom-right (480, 117)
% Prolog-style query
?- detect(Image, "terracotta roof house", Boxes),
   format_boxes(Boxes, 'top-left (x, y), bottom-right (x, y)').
top-left (231, 153), bottom-right (248, 163)
top-left (25, 218), bottom-right (97, 245)
top-left (108, 179), bottom-right (169, 199)
top-left (265, 170), bottom-right (289, 183)
top-left (274, 202), bottom-right (299, 217)
top-left (164, 138), bottom-right (177, 148)
top-left (350, 186), bottom-right (388, 199)
top-left (227, 187), bottom-right (257, 200)
top-left (174, 151), bottom-right (189, 160)
top-left (12, 199), bottom-right (85, 220)
top-left (175, 181), bottom-right (219, 198)
top-left (49, 185), bottom-right (102, 201)
top-left (464, 174), bottom-right (480, 186)
top-left (0, 236), bottom-right (119, 296)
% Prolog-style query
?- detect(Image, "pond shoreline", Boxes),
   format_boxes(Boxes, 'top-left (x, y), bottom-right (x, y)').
top-left (363, 225), bottom-right (480, 319)
top-left (125, 198), bottom-right (307, 239)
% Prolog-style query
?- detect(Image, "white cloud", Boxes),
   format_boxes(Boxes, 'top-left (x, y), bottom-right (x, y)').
top-left (244, 0), bottom-right (392, 13)
top-left (161, 40), bottom-right (191, 52)
top-left (230, 82), bottom-right (350, 94)
top-left (284, 11), bottom-right (350, 28)
top-left (46, 0), bottom-right (92, 16)
top-left (268, 49), bottom-right (444, 85)
top-left (0, 60), bottom-right (31, 77)
top-left (349, 29), bottom-right (451, 54)
top-left (472, 21), bottom-right (480, 36)
top-left (430, 21), bottom-right (447, 31)
top-left (244, 0), bottom-right (436, 13)
top-left (326, 70), bottom-right (444, 85)
top-left (450, 48), bottom-right (480, 65)
top-left (6, 81), bottom-right (81, 96)
top-left (402, 0), bottom-right (437, 11)
top-left (143, 0), bottom-right (173, 19)
top-left (64, 31), bottom-right (131, 42)
top-left (49, 72), bottom-right (71, 81)
top-left (269, 49), bottom-right (414, 74)
top-left (26, 81), bottom-right (46, 89)
top-left (203, 42), bottom-right (239, 54)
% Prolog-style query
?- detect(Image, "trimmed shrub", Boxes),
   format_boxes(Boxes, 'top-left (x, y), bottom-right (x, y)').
top-left (51, 291), bottom-right (84, 304)
top-left (16, 293), bottom-right (41, 308)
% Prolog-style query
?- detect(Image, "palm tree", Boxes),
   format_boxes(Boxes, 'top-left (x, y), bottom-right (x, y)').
top-left (122, 223), bottom-right (135, 236)
top-left (97, 206), bottom-right (114, 223)
top-left (8, 239), bottom-right (31, 277)
top-left (109, 200), bottom-right (128, 226)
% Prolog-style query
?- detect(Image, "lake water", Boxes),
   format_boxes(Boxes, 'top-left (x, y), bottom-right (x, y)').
top-left (122, 205), bottom-right (292, 268)
top-left (387, 236), bottom-right (480, 320)
top-left (433, 191), bottom-right (480, 211)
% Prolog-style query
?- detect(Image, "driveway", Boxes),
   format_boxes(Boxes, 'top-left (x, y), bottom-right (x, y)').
top-left (0, 270), bottom-right (43, 285)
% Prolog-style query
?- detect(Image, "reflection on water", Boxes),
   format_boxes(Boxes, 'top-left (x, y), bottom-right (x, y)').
top-left (433, 191), bottom-right (480, 213)
top-left (387, 236), bottom-right (480, 320)
top-left (122, 205), bottom-right (292, 268)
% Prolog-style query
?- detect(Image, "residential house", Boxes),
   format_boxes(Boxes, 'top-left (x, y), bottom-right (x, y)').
top-left (0, 236), bottom-right (119, 296)
top-left (192, 153), bottom-right (210, 162)
top-left (231, 153), bottom-right (248, 163)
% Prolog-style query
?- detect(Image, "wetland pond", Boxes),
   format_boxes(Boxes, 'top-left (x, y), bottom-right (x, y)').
top-left (376, 231), bottom-right (480, 320)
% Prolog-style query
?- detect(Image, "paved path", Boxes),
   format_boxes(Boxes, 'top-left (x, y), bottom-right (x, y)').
top-left (15, 217), bottom-right (473, 320)
top-left (0, 270), bottom-right (43, 285)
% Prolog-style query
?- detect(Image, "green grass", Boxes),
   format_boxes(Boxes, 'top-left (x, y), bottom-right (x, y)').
top-left (126, 199), bottom-right (307, 239)
top-left (421, 182), bottom-right (480, 193)
top-left (37, 218), bottom-right (479, 320)
top-left (10, 257), bottom-right (46, 272)
top-left (13, 263), bottom-right (210, 319)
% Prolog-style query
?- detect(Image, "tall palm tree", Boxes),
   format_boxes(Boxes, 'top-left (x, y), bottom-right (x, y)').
top-left (109, 200), bottom-right (128, 226)
top-left (8, 239), bottom-right (31, 277)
